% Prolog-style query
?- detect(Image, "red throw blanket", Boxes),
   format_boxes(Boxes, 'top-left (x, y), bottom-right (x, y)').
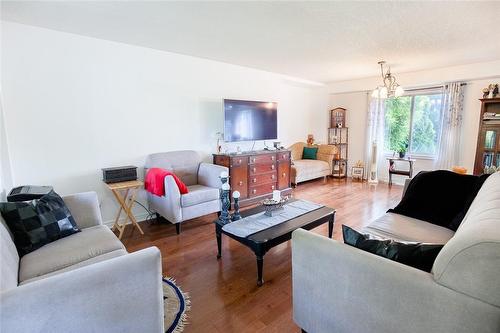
top-left (145, 168), bottom-right (189, 197)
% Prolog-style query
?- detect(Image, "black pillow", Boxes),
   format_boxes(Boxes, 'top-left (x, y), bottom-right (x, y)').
top-left (388, 170), bottom-right (490, 231)
top-left (342, 225), bottom-right (443, 272)
top-left (0, 190), bottom-right (80, 256)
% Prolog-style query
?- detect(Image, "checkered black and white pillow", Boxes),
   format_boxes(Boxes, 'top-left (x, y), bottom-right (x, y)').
top-left (0, 191), bottom-right (80, 256)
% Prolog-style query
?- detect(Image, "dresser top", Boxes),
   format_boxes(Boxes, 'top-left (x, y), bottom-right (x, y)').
top-left (213, 149), bottom-right (290, 157)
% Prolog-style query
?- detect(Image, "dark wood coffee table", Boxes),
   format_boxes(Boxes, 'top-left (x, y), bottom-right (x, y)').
top-left (214, 201), bottom-right (335, 286)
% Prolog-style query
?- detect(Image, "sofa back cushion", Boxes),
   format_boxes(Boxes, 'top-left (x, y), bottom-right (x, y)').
top-left (145, 151), bottom-right (200, 186)
top-left (0, 215), bottom-right (19, 291)
top-left (432, 172), bottom-right (500, 307)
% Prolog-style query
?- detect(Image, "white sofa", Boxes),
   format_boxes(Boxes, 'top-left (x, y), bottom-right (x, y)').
top-left (0, 191), bottom-right (164, 333)
top-left (292, 172), bottom-right (500, 333)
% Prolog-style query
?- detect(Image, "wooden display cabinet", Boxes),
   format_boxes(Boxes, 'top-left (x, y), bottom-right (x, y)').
top-left (473, 98), bottom-right (500, 175)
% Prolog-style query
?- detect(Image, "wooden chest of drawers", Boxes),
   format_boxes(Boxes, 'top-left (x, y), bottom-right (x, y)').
top-left (213, 150), bottom-right (291, 207)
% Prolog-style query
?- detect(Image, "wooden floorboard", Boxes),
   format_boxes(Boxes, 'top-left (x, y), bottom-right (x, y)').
top-left (120, 178), bottom-right (403, 333)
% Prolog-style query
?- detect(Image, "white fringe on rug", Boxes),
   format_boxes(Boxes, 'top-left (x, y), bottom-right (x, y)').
top-left (163, 277), bottom-right (191, 333)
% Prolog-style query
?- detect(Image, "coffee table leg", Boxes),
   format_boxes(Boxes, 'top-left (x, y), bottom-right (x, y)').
top-left (256, 255), bottom-right (264, 286)
top-left (216, 229), bottom-right (222, 259)
top-left (328, 214), bottom-right (334, 239)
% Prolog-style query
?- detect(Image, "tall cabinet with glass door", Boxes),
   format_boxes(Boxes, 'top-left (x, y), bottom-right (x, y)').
top-left (474, 98), bottom-right (500, 174)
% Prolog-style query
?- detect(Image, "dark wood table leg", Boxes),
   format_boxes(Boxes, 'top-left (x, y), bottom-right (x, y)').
top-left (328, 213), bottom-right (334, 238)
top-left (216, 226), bottom-right (222, 259)
top-left (256, 255), bottom-right (264, 286)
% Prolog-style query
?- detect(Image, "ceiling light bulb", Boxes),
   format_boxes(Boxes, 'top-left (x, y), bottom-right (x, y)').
top-left (395, 85), bottom-right (404, 97)
top-left (380, 86), bottom-right (388, 99)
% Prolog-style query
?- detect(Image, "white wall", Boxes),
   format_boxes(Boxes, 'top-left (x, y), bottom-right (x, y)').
top-left (1, 21), bottom-right (328, 223)
top-left (0, 88), bottom-right (13, 201)
top-left (329, 76), bottom-right (500, 184)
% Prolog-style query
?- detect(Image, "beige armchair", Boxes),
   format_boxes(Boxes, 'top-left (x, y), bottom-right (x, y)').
top-left (288, 142), bottom-right (337, 185)
top-left (145, 150), bottom-right (228, 234)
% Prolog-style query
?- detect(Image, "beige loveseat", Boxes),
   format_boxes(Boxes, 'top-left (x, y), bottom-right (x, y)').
top-left (292, 172), bottom-right (500, 333)
top-left (288, 142), bottom-right (337, 185)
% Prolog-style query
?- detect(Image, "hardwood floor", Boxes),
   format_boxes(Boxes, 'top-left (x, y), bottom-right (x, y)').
top-left (120, 178), bottom-right (403, 333)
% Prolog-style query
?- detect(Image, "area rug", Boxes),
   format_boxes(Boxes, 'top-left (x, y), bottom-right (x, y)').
top-left (163, 277), bottom-right (191, 333)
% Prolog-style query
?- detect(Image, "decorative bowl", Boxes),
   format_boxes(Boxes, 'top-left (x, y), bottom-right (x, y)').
top-left (262, 197), bottom-right (289, 217)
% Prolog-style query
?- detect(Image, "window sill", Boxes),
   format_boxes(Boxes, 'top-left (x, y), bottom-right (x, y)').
top-left (383, 153), bottom-right (436, 161)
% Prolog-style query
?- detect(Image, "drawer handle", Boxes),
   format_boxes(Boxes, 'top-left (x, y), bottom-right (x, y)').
top-left (271, 165), bottom-right (275, 170)
top-left (237, 159), bottom-right (242, 164)
top-left (271, 185), bottom-right (275, 190)
top-left (283, 154), bottom-right (287, 159)
top-left (252, 158), bottom-right (256, 163)
top-left (282, 172), bottom-right (286, 178)
top-left (271, 174), bottom-right (275, 179)
top-left (271, 156), bottom-right (275, 161)
top-left (253, 168), bottom-right (256, 172)
top-left (253, 189), bottom-right (257, 194)
top-left (239, 181), bottom-right (243, 186)
top-left (252, 178), bottom-right (257, 183)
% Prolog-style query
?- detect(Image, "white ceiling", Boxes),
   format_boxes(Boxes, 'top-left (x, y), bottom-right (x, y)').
top-left (2, 1), bottom-right (500, 83)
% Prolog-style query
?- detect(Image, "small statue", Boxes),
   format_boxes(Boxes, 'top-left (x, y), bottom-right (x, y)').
top-left (493, 84), bottom-right (499, 98)
top-left (219, 182), bottom-right (231, 224)
top-left (307, 134), bottom-right (314, 145)
top-left (483, 88), bottom-right (490, 99)
top-left (488, 84), bottom-right (495, 98)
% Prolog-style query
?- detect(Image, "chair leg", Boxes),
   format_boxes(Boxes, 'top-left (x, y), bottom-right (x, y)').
top-left (175, 223), bottom-right (181, 235)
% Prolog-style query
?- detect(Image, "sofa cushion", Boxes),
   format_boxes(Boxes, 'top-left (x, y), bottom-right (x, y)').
top-left (432, 172), bottom-right (500, 307)
top-left (19, 225), bottom-right (125, 283)
top-left (343, 225), bottom-right (443, 272)
top-left (181, 185), bottom-right (219, 208)
top-left (362, 212), bottom-right (455, 244)
top-left (145, 151), bottom-right (200, 186)
top-left (292, 159), bottom-right (330, 182)
top-left (20, 249), bottom-right (127, 285)
top-left (0, 216), bottom-right (19, 291)
top-left (0, 191), bottom-right (80, 256)
top-left (302, 147), bottom-right (318, 160)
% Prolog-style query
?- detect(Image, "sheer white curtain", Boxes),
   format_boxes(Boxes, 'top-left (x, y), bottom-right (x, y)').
top-left (434, 82), bottom-right (464, 170)
top-left (364, 94), bottom-right (386, 183)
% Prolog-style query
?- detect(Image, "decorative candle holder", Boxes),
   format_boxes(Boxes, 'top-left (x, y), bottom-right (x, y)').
top-left (219, 175), bottom-right (231, 224)
top-left (231, 191), bottom-right (241, 221)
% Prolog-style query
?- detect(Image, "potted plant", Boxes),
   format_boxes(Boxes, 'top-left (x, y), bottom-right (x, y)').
top-left (397, 142), bottom-right (408, 159)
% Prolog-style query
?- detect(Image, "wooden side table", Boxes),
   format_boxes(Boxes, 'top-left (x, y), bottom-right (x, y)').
top-left (387, 158), bottom-right (415, 185)
top-left (106, 180), bottom-right (145, 239)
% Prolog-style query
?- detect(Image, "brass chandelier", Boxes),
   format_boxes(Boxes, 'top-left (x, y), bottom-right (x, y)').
top-left (371, 61), bottom-right (404, 99)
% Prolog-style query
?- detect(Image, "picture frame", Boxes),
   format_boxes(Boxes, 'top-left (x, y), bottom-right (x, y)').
top-left (351, 166), bottom-right (364, 181)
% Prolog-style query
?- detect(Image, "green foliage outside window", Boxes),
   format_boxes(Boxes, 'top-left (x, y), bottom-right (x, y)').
top-left (384, 93), bottom-right (443, 156)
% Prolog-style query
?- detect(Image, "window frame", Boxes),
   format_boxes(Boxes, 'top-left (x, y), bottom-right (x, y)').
top-left (384, 87), bottom-right (444, 159)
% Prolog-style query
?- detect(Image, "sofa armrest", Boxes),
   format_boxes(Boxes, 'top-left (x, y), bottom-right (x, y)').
top-left (0, 247), bottom-right (163, 333)
top-left (62, 191), bottom-right (103, 229)
top-left (198, 162), bottom-right (227, 189)
top-left (291, 229), bottom-right (500, 333)
top-left (147, 175), bottom-right (182, 223)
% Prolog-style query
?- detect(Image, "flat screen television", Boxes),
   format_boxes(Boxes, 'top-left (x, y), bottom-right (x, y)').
top-left (223, 99), bottom-right (277, 142)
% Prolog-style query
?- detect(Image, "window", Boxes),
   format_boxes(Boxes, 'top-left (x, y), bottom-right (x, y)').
top-left (384, 90), bottom-right (444, 157)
